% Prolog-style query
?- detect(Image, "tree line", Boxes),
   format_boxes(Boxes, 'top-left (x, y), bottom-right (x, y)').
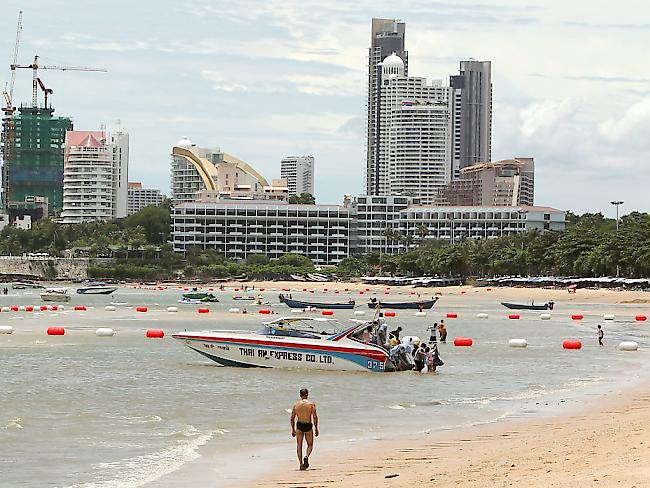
top-left (1, 205), bottom-right (648, 280)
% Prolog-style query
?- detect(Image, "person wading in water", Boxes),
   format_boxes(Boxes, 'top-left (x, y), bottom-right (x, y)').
top-left (290, 388), bottom-right (319, 470)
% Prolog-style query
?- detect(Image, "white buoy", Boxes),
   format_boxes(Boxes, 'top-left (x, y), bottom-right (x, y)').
top-left (105, 305), bottom-right (116, 311)
top-left (95, 327), bottom-right (115, 337)
top-left (508, 338), bottom-right (528, 348)
top-left (540, 313), bottom-right (552, 320)
top-left (228, 308), bottom-right (240, 313)
top-left (476, 313), bottom-right (489, 319)
top-left (18, 306), bottom-right (25, 311)
top-left (58, 305), bottom-right (65, 311)
top-left (0, 325), bottom-right (14, 334)
top-left (1, 306), bottom-right (10, 312)
top-left (619, 341), bottom-right (638, 351)
top-left (415, 311), bottom-right (427, 317)
top-left (167, 306), bottom-right (178, 313)
top-left (354, 310), bottom-right (366, 316)
top-left (603, 314), bottom-right (615, 321)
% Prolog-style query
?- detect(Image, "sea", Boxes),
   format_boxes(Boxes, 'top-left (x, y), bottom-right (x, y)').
top-left (1, 285), bottom-right (649, 488)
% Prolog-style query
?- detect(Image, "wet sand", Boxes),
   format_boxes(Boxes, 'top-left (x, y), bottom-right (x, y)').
top-left (257, 381), bottom-right (650, 488)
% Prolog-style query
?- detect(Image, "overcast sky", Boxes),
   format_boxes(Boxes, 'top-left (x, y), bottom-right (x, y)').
top-left (1, 0), bottom-right (648, 216)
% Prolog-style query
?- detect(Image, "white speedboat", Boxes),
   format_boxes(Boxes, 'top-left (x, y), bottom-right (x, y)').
top-left (40, 288), bottom-right (71, 302)
top-left (76, 285), bottom-right (118, 295)
top-left (172, 317), bottom-right (391, 372)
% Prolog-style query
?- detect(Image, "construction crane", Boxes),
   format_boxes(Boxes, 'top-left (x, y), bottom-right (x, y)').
top-left (11, 55), bottom-right (107, 108)
top-left (1, 10), bottom-right (22, 115)
top-left (36, 78), bottom-right (53, 109)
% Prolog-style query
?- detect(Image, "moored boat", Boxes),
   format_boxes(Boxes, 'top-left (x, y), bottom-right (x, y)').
top-left (501, 301), bottom-right (554, 311)
top-left (232, 295), bottom-right (256, 301)
top-left (172, 317), bottom-right (390, 372)
top-left (367, 297), bottom-right (438, 310)
top-left (13, 281), bottom-right (45, 290)
top-left (182, 292), bottom-right (219, 302)
top-left (279, 294), bottom-right (355, 310)
top-left (40, 288), bottom-right (71, 302)
top-left (76, 285), bottom-right (118, 295)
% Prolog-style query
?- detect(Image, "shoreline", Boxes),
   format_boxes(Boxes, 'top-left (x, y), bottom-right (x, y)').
top-left (256, 374), bottom-right (650, 488)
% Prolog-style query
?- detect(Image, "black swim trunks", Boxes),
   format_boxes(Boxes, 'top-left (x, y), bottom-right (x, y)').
top-left (296, 421), bottom-right (312, 433)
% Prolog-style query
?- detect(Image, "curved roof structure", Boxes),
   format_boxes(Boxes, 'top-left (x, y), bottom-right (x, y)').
top-left (171, 145), bottom-right (269, 191)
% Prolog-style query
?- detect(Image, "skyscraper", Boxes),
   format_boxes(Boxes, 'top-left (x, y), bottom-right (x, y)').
top-left (61, 129), bottom-right (130, 224)
top-left (281, 155), bottom-right (314, 196)
top-left (366, 18), bottom-right (407, 195)
top-left (450, 60), bottom-right (492, 173)
top-left (1, 107), bottom-right (72, 214)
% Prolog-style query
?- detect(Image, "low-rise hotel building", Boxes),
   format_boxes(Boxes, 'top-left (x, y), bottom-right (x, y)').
top-left (127, 182), bottom-right (164, 215)
top-left (398, 205), bottom-right (564, 243)
top-left (172, 202), bottom-right (350, 265)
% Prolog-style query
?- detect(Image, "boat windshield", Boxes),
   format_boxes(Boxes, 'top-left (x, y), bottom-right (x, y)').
top-left (257, 317), bottom-right (347, 340)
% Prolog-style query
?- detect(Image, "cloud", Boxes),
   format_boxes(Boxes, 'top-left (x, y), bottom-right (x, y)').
top-left (599, 97), bottom-right (650, 142)
top-left (566, 75), bottom-right (650, 84)
top-left (519, 98), bottom-right (578, 138)
top-left (565, 21), bottom-right (650, 30)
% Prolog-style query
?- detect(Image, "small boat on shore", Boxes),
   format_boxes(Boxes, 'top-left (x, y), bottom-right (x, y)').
top-left (367, 297), bottom-right (438, 310)
top-left (232, 295), bottom-right (256, 301)
top-left (501, 301), bottom-right (554, 311)
top-left (40, 288), bottom-right (71, 302)
top-left (279, 294), bottom-right (355, 310)
top-left (182, 292), bottom-right (219, 302)
top-left (172, 317), bottom-right (390, 372)
top-left (77, 285), bottom-right (118, 295)
top-left (13, 282), bottom-right (45, 290)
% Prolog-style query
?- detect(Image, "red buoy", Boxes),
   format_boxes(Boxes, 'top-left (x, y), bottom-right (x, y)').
top-left (454, 337), bottom-right (473, 347)
top-left (303, 288), bottom-right (307, 292)
top-left (359, 291), bottom-right (365, 295)
top-left (334, 290), bottom-right (339, 294)
top-left (258, 309), bottom-right (271, 314)
top-left (74, 305), bottom-right (87, 311)
top-left (322, 310), bottom-right (334, 316)
top-left (146, 329), bottom-right (164, 338)
top-left (40, 305), bottom-right (48, 311)
top-left (259, 288), bottom-right (265, 292)
top-left (410, 291), bottom-right (416, 295)
top-left (50, 305), bottom-right (59, 311)
top-left (461, 291), bottom-right (467, 295)
top-left (435, 292), bottom-right (443, 296)
top-left (563, 339), bottom-right (582, 350)
top-left (323, 288), bottom-right (328, 292)
top-left (446, 312), bottom-right (458, 319)
top-left (486, 288), bottom-right (492, 292)
top-left (198, 308), bottom-right (209, 314)
top-left (10, 306), bottom-right (18, 311)
top-left (384, 311), bottom-right (396, 317)
top-left (635, 315), bottom-right (647, 322)
top-left (25, 306), bottom-right (33, 312)
top-left (571, 314), bottom-right (583, 321)
top-left (47, 326), bottom-right (65, 336)
top-left (508, 314), bottom-right (521, 320)
top-left (136, 306), bottom-right (148, 313)
top-left (282, 288), bottom-right (290, 292)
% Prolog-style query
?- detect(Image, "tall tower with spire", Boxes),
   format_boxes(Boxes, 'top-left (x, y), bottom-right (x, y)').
top-left (366, 18), bottom-right (407, 196)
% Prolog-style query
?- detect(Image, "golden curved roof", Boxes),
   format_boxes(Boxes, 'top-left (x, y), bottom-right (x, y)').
top-left (172, 146), bottom-right (269, 189)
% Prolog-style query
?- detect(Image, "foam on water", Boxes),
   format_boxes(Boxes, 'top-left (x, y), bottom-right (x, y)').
top-left (65, 427), bottom-right (225, 488)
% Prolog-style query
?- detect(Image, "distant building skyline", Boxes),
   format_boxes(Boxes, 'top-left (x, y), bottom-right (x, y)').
top-left (281, 155), bottom-right (314, 196)
top-left (127, 181), bottom-right (164, 215)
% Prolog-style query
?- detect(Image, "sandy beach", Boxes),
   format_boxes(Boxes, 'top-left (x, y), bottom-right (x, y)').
top-left (258, 380), bottom-right (650, 488)
top-left (223, 282), bottom-right (650, 488)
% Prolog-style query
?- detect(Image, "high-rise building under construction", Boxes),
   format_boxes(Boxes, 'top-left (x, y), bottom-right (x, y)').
top-left (1, 106), bottom-right (72, 214)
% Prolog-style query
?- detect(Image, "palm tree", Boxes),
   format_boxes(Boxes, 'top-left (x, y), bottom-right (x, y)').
top-left (416, 224), bottom-right (429, 244)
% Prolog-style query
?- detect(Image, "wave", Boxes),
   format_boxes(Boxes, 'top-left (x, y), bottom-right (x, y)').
top-left (65, 427), bottom-right (226, 488)
top-left (1, 417), bottom-right (23, 430)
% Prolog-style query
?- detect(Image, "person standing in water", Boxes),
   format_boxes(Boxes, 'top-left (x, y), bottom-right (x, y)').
top-left (290, 388), bottom-right (319, 470)
top-left (438, 320), bottom-right (447, 343)
top-left (597, 324), bottom-right (604, 346)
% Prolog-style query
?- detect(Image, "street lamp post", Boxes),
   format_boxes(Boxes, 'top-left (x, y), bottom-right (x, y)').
top-left (611, 201), bottom-right (624, 278)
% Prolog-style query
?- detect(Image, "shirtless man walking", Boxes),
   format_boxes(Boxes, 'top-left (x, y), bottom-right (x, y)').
top-left (290, 388), bottom-right (319, 470)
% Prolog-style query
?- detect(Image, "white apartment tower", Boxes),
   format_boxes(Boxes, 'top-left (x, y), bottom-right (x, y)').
top-left (61, 130), bottom-right (129, 224)
top-left (374, 53), bottom-right (452, 203)
top-left (280, 156), bottom-right (314, 196)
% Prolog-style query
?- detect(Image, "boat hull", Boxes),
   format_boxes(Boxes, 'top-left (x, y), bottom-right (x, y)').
top-left (173, 333), bottom-right (388, 372)
top-left (280, 296), bottom-right (355, 309)
top-left (501, 302), bottom-right (551, 311)
top-left (367, 298), bottom-right (438, 310)
top-left (77, 287), bottom-right (118, 295)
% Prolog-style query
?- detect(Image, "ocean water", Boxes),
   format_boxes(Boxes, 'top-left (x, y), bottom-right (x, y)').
top-left (1, 285), bottom-right (649, 488)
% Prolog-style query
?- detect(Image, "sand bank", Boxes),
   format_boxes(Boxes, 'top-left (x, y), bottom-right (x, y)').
top-left (257, 382), bottom-right (650, 488)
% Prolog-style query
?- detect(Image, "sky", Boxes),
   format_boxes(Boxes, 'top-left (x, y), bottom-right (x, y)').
top-left (1, 0), bottom-right (648, 216)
